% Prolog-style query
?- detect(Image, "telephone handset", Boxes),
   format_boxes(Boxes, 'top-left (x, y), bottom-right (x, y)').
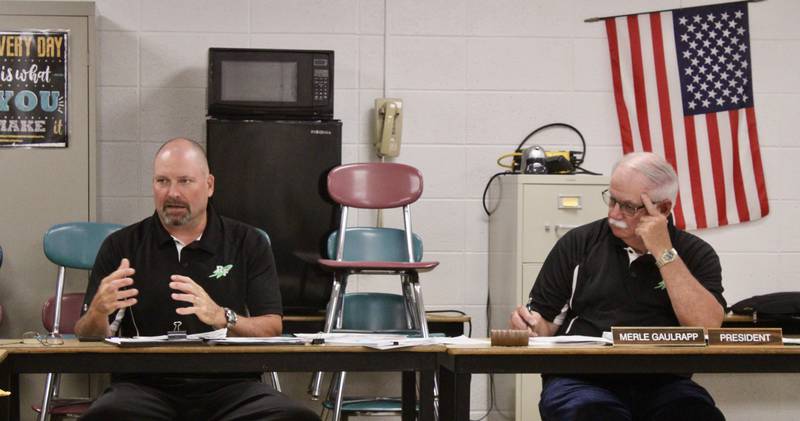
top-left (374, 98), bottom-right (403, 158)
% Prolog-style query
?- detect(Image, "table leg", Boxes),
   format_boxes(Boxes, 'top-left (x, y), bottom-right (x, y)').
top-left (402, 370), bottom-right (416, 421)
top-left (438, 367), bottom-right (469, 421)
top-left (419, 369), bottom-right (435, 421)
top-left (0, 361), bottom-right (17, 421)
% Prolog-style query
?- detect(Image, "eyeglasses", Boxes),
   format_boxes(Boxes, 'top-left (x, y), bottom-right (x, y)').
top-left (601, 189), bottom-right (647, 217)
top-left (22, 331), bottom-right (64, 346)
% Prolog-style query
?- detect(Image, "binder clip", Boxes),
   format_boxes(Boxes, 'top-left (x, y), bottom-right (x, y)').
top-left (167, 321), bottom-right (187, 340)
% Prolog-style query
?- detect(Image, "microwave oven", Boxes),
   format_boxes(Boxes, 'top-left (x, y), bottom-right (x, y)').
top-left (207, 48), bottom-right (334, 120)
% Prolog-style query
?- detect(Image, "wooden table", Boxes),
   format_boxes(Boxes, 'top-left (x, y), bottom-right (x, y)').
top-left (438, 345), bottom-right (800, 421)
top-left (0, 340), bottom-right (443, 421)
top-left (283, 313), bottom-right (470, 337)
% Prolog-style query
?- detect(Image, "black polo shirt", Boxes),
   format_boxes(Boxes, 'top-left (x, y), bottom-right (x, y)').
top-left (82, 205), bottom-right (281, 337)
top-left (528, 217), bottom-right (725, 337)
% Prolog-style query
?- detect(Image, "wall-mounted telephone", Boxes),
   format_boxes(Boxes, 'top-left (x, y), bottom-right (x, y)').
top-left (374, 98), bottom-right (403, 158)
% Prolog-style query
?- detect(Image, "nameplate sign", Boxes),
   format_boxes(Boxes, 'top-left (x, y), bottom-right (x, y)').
top-left (612, 327), bottom-right (706, 346)
top-left (707, 328), bottom-right (783, 346)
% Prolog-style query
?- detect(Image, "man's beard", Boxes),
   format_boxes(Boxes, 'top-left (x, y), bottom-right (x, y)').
top-left (608, 218), bottom-right (629, 229)
top-left (160, 200), bottom-right (192, 226)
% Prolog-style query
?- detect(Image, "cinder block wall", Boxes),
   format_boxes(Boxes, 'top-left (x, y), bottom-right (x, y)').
top-left (88, 0), bottom-right (800, 419)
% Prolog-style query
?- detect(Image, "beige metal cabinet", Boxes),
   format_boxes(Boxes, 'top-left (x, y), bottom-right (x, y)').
top-left (488, 174), bottom-right (609, 421)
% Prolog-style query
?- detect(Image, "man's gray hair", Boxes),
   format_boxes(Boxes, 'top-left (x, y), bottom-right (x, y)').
top-left (612, 152), bottom-right (679, 206)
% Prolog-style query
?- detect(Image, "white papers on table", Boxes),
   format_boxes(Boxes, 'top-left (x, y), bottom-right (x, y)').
top-left (783, 337), bottom-right (800, 345)
top-left (105, 328), bottom-right (228, 346)
top-left (529, 335), bottom-right (613, 346)
top-left (295, 333), bottom-right (444, 350)
top-left (206, 336), bottom-right (310, 346)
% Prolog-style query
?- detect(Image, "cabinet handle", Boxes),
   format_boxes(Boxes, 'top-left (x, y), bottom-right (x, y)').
top-left (545, 224), bottom-right (579, 237)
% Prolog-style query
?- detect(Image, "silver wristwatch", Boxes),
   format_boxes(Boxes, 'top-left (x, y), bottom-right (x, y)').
top-left (655, 248), bottom-right (678, 269)
top-left (223, 307), bottom-right (238, 329)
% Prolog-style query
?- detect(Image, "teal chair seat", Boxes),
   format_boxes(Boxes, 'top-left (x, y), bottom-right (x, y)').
top-left (322, 292), bottom-right (432, 420)
top-left (323, 398), bottom-right (415, 413)
top-left (34, 222), bottom-right (123, 421)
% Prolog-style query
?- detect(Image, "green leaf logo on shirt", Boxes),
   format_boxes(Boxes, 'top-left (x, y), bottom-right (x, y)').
top-left (210, 264), bottom-right (233, 279)
top-left (654, 280), bottom-right (666, 290)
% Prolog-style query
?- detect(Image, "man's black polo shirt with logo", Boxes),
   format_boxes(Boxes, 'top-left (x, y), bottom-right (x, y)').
top-left (528, 217), bottom-right (725, 337)
top-left (82, 205), bottom-right (281, 338)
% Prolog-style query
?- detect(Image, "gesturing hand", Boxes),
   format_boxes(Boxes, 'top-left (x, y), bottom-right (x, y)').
top-left (635, 193), bottom-right (672, 255)
top-left (89, 258), bottom-right (138, 316)
top-left (170, 275), bottom-right (224, 328)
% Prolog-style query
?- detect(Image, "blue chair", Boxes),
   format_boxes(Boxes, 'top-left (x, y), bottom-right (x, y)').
top-left (321, 292), bottom-right (419, 420)
top-left (253, 227), bottom-right (282, 392)
top-left (310, 163), bottom-right (439, 421)
top-left (33, 222), bottom-right (123, 421)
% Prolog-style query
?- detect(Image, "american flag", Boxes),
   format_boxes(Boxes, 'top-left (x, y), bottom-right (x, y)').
top-left (604, 1), bottom-right (768, 230)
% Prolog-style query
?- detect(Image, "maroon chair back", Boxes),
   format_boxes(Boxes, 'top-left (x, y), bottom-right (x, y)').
top-left (42, 292), bottom-right (85, 334)
top-left (327, 163), bottom-right (423, 209)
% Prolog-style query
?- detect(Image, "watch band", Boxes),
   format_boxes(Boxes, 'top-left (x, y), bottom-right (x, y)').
top-left (223, 307), bottom-right (238, 329)
top-left (655, 248), bottom-right (678, 269)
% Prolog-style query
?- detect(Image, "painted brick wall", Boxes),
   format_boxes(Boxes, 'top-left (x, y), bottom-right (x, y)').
top-left (93, 0), bottom-right (800, 418)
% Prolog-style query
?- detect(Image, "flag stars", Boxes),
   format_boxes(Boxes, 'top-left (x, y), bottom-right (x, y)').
top-left (681, 33), bottom-right (690, 42)
top-left (721, 12), bottom-right (730, 20)
top-left (702, 99), bottom-right (711, 108)
top-left (679, 16), bottom-right (688, 25)
top-left (694, 14), bottom-right (702, 23)
top-left (707, 13), bottom-right (716, 21)
top-left (716, 97), bottom-right (725, 106)
top-left (734, 10), bottom-right (744, 19)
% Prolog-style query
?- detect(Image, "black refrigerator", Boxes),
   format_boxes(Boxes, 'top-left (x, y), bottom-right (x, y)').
top-left (206, 119), bottom-right (341, 314)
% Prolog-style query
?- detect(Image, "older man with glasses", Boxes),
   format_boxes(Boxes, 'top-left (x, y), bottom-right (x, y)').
top-left (510, 152), bottom-right (726, 421)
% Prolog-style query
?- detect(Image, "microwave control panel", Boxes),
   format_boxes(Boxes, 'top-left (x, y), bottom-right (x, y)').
top-left (312, 57), bottom-right (331, 104)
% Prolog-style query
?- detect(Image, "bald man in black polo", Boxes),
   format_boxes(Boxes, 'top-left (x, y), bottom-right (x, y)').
top-left (75, 138), bottom-right (318, 421)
